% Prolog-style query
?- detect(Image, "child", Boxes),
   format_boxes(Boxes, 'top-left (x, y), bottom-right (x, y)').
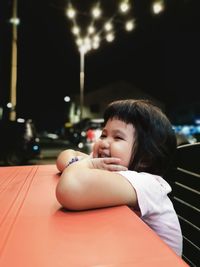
top-left (56, 99), bottom-right (182, 256)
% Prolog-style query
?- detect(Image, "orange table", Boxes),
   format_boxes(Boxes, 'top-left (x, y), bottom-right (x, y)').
top-left (0, 165), bottom-right (188, 266)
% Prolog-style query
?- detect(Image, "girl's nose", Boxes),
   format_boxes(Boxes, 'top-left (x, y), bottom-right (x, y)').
top-left (100, 138), bottom-right (110, 149)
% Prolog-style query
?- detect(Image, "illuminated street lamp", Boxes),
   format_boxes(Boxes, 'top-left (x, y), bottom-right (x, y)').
top-left (66, 1), bottom-right (134, 120)
top-left (152, 0), bottom-right (165, 14)
top-left (64, 96), bottom-right (71, 102)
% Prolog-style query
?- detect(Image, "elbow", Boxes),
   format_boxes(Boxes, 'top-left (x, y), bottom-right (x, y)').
top-left (55, 175), bottom-right (85, 210)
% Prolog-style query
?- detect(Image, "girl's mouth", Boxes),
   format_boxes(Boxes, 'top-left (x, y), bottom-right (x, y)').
top-left (98, 153), bottom-right (110, 158)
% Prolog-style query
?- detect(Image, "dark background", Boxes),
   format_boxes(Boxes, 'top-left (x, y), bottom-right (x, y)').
top-left (0, 0), bottom-right (199, 131)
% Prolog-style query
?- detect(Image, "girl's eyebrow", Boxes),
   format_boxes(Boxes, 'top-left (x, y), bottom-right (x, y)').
top-left (102, 128), bottom-right (127, 137)
top-left (112, 129), bottom-right (126, 137)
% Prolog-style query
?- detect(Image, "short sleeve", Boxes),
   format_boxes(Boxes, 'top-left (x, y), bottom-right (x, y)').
top-left (118, 171), bottom-right (172, 217)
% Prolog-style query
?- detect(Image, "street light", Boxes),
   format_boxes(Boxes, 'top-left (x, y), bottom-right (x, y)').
top-left (152, 0), bottom-right (165, 15)
top-left (65, 1), bottom-right (135, 121)
top-left (9, 0), bottom-right (20, 121)
top-left (79, 47), bottom-right (85, 121)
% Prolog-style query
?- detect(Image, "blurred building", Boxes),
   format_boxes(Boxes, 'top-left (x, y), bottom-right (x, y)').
top-left (72, 81), bottom-right (164, 120)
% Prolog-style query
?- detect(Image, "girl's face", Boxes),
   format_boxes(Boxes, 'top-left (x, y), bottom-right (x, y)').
top-left (93, 118), bottom-right (136, 168)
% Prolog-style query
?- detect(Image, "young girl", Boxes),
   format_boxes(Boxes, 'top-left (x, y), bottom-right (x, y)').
top-left (56, 99), bottom-right (183, 256)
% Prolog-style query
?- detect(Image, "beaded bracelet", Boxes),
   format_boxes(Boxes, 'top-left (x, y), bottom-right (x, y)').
top-left (66, 156), bottom-right (79, 167)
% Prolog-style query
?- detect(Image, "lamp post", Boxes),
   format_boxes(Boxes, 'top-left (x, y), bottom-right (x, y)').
top-left (66, 1), bottom-right (136, 121)
top-left (9, 0), bottom-right (20, 121)
top-left (79, 48), bottom-right (85, 120)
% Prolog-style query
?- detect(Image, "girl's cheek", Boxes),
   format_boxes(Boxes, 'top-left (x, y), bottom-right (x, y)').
top-left (112, 146), bottom-right (130, 167)
top-left (110, 145), bottom-right (122, 158)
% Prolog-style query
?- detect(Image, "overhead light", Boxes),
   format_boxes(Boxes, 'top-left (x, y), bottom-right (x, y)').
top-left (106, 33), bottom-right (115, 42)
top-left (76, 38), bottom-right (83, 47)
top-left (72, 26), bottom-right (80, 35)
top-left (88, 25), bottom-right (95, 34)
top-left (125, 20), bottom-right (135, 31)
top-left (66, 6), bottom-right (76, 19)
top-left (7, 102), bottom-right (13, 108)
top-left (64, 96), bottom-right (71, 102)
top-left (92, 6), bottom-right (102, 19)
top-left (93, 35), bottom-right (100, 43)
top-left (9, 17), bottom-right (20, 25)
top-left (152, 1), bottom-right (165, 15)
top-left (104, 22), bottom-right (113, 31)
top-left (119, 1), bottom-right (130, 13)
top-left (17, 118), bottom-right (25, 123)
top-left (92, 42), bottom-right (99, 49)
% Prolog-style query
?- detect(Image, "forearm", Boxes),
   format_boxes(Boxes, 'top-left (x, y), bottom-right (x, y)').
top-left (56, 158), bottom-right (137, 210)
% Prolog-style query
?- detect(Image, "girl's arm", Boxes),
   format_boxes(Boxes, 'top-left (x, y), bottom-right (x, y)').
top-left (56, 149), bottom-right (90, 172)
top-left (56, 157), bottom-right (138, 210)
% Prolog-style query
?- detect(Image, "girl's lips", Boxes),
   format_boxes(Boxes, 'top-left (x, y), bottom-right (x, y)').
top-left (98, 153), bottom-right (110, 158)
top-left (98, 148), bottom-right (110, 158)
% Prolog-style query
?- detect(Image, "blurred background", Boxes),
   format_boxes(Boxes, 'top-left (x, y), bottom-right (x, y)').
top-left (0, 0), bottom-right (199, 166)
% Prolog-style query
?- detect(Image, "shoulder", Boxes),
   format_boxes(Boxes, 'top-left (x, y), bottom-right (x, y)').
top-left (118, 170), bottom-right (171, 193)
top-left (118, 171), bottom-right (174, 219)
top-left (118, 171), bottom-right (172, 212)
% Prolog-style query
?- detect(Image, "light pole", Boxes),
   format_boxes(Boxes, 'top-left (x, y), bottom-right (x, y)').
top-left (79, 48), bottom-right (85, 120)
top-left (66, 1), bottom-right (136, 121)
top-left (9, 0), bottom-right (20, 121)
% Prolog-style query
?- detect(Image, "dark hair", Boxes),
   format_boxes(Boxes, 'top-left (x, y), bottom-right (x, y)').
top-left (103, 99), bottom-right (177, 176)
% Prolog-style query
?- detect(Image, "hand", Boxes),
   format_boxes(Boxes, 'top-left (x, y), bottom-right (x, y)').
top-left (90, 157), bottom-right (128, 172)
top-left (92, 139), bottom-right (101, 158)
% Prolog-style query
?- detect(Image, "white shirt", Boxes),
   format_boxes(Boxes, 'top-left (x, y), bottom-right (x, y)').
top-left (118, 170), bottom-right (183, 256)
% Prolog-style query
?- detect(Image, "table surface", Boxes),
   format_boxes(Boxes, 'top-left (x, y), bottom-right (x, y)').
top-left (0, 165), bottom-right (188, 267)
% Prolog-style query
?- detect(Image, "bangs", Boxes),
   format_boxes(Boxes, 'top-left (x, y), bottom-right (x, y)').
top-left (103, 100), bottom-right (136, 125)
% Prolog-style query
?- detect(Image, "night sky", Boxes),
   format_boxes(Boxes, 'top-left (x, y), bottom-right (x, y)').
top-left (0, 0), bottom-right (199, 131)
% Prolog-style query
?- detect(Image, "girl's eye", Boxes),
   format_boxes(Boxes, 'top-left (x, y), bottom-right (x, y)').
top-left (100, 134), bottom-right (106, 139)
top-left (115, 136), bottom-right (123, 140)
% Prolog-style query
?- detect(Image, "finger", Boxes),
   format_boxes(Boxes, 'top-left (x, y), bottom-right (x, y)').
top-left (102, 157), bottom-right (121, 164)
top-left (92, 143), bottom-right (99, 158)
top-left (106, 164), bottom-right (128, 172)
top-left (93, 150), bottom-right (98, 158)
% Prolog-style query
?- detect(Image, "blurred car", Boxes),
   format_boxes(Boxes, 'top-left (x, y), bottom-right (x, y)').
top-left (173, 124), bottom-right (200, 146)
top-left (38, 131), bottom-right (59, 146)
top-left (0, 119), bottom-right (40, 165)
top-left (73, 118), bottom-right (104, 153)
top-left (64, 118), bottom-right (104, 152)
